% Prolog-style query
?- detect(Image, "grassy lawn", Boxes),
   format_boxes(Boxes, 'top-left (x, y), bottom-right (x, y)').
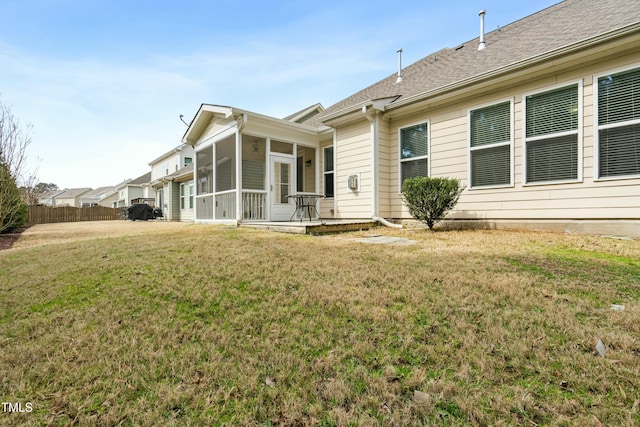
top-left (0, 225), bottom-right (639, 426)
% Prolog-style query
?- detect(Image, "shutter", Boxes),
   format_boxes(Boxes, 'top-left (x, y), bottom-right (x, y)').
top-left (599, 123), bottom-right (640, 177)
top-left (526, 134), bottom-right (578, 183)
top-left (471, 145), bottom-right (510, 187)
top-left (526, 85), bottom-right (578, 137)
top-left (401, 123), bottom-right (428, 159)
top-left (470, 102), bottom-right (510, 147)
top-left (598, 68), bottom-right (640, 126)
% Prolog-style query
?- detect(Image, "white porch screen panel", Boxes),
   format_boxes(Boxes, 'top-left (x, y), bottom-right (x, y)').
top-left (470, 101), bottom-right (511, 187)
top-left (525, 84), bottom-right (579, 183)
top-left (242, 160), bottom-right (265, 190)
top-left (598, 67), bottom-right (640, 178)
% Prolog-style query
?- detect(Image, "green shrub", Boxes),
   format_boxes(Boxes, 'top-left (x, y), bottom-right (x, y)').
top-left (0, 162), bottom-right (28, 233)
top-left (401, 176), bottom-right (465, 230)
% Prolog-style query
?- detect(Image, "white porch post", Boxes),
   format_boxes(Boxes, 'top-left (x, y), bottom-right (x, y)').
top-left (266, 138), bottom-right (271, 220)
top-left (315, 143), bottom-right (320, 195)
top-left (235, 131), bottom-right (243, 222)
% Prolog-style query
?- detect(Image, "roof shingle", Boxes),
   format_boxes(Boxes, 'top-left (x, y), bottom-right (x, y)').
top-left (319, 0), bottom-right (640, 120)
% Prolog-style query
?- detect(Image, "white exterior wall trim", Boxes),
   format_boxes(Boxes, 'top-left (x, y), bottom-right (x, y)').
top-left (521, 79), bottom-right (584, 187)
top-left (467, 97), bottom-right (515, 190)
top-left (397, 119), bottom-right (431, 194)
top-left (593, 61), bottom-right (640, 182)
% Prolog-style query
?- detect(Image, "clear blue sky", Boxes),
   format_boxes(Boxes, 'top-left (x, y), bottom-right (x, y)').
top-left (0, 0), bottom-right (559, 189)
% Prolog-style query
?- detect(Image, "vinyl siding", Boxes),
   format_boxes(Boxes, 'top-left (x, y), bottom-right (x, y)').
top-left (377, 117), bottom-right (393, 217)
top-left (179, 180), bottom-right (195, 222)
top-left (335, 119), bottom-right (372, 219)
top-left (380, 52), bottom-right (640, 222)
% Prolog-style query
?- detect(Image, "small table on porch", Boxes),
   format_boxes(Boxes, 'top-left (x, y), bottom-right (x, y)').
top-left (287, 194), bottom-right (323, 222)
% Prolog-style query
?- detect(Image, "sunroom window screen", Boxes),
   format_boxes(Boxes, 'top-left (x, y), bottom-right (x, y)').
top-left (401, 123), bottom-right (428, 159)
top-left (526, 85), bottom-right (578, 137)
top-left (598, 68), bottom-right (640, 177)
top-left (470, 102), bottom-right (510, 147)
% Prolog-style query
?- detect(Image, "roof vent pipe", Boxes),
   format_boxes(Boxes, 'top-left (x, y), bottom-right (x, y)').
top-left (478, 10), bottom-right (486, 51)
top-left (396, 48), bottom-right (403, 83)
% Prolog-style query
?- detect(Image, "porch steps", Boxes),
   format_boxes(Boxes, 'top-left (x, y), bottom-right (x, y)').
top-left (239, 220), bottom-right (378, 235)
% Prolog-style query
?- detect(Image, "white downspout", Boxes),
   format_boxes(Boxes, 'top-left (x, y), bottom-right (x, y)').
top-left (363, 105), bottom-right (402, 229)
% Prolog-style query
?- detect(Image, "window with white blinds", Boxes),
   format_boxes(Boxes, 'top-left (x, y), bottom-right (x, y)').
top-left (400, 122), bottom-right (429, 184)
top-left (469, 101), bottom-right (512, 188)
top-left (524, 83), bottom-right (580, 184)
top-left (597, 67), bottom-right (640, 178)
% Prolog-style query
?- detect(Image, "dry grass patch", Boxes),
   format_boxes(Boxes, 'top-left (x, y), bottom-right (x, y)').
top-left (0, 226), bottom-right (639, 425)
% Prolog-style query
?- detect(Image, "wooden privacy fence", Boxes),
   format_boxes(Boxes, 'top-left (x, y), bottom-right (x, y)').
top-left (28, 206), bottom-right (123, 225)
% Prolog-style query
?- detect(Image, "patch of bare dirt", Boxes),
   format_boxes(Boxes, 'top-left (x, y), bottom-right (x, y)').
top-left (4, 220), bottom-right (191, 250)
top-left (0, 227), bottom-right (29, 251)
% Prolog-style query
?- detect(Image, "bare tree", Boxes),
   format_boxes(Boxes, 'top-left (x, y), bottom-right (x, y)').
top-left (0, 99), bottom-right (34, 233)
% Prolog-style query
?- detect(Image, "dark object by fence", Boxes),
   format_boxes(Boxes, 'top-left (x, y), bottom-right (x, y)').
top-left (127, 204), bottom-right (155, 221)
top-left (153, 207), bottom-right (163, 218)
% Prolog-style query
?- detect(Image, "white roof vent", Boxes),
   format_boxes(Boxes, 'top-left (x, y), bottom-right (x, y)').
top-left (478, 10), bottom-right (487, 51)
top-left (395, 48), bottom-right (403, 83)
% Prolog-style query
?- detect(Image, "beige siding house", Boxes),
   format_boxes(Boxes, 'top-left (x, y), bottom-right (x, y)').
top-left (52, 188), bottom-right (92, 207)
top-left (180, 0), bottom-right (640, 237)
top-left (316, 0), bottom-right (640, 237)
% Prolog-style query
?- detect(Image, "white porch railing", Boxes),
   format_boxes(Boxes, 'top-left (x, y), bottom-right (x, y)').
top-left (242, 191), bottom-right (267, 220)
top-left (215, 190), bottom-right (236, 220)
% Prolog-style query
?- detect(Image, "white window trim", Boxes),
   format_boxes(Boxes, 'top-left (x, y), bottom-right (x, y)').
top-left (594, 63), bottom-right (640, 181)
top-left (467, 98), bottom-right (514, 190)
top-left (188, 181), bottom-right (194, 209)
top-left (323, 145), bottom-right (335, 198)
top-left (398, 120), bottom-right (430, 193)
top-left (522, 80), bottom-right (583, 186)
top-left (180, 183), bottom-right (186, 210)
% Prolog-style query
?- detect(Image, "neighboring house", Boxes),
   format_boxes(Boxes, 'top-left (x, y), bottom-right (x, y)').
top-left (113, 172), bottom-right (155, 208)
top-left (52, 188), bottom-right (92, 207)
top-left (149, 145), bottom-right (195, 221)
top-left (79, 186), bottom-right (115, 207)
top-left (38, 190), bottom-right (64, 206)
top-left (98, 183), bottom-right (124, 208)
top-left (182, 0), bottom-right (640, 237)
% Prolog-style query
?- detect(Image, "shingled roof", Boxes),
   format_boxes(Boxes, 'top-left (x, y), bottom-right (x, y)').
top-left (319, 0), bottom-right (640, 121)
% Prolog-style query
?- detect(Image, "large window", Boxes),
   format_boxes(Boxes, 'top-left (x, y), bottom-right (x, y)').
top-left (524, 83), bottom-right (580, 184)
top-left (323, 146), bottom-right (334, 198)
top-left (400, 122), bottom-right (428, 184)
top-left (469, 101), bottom-right (512, 188)
top-left (597, 67), bottom-right (640, 178)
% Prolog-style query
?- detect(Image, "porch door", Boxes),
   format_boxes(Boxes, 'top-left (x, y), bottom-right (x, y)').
top-left (270, 154), bottom-right (295, 221)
